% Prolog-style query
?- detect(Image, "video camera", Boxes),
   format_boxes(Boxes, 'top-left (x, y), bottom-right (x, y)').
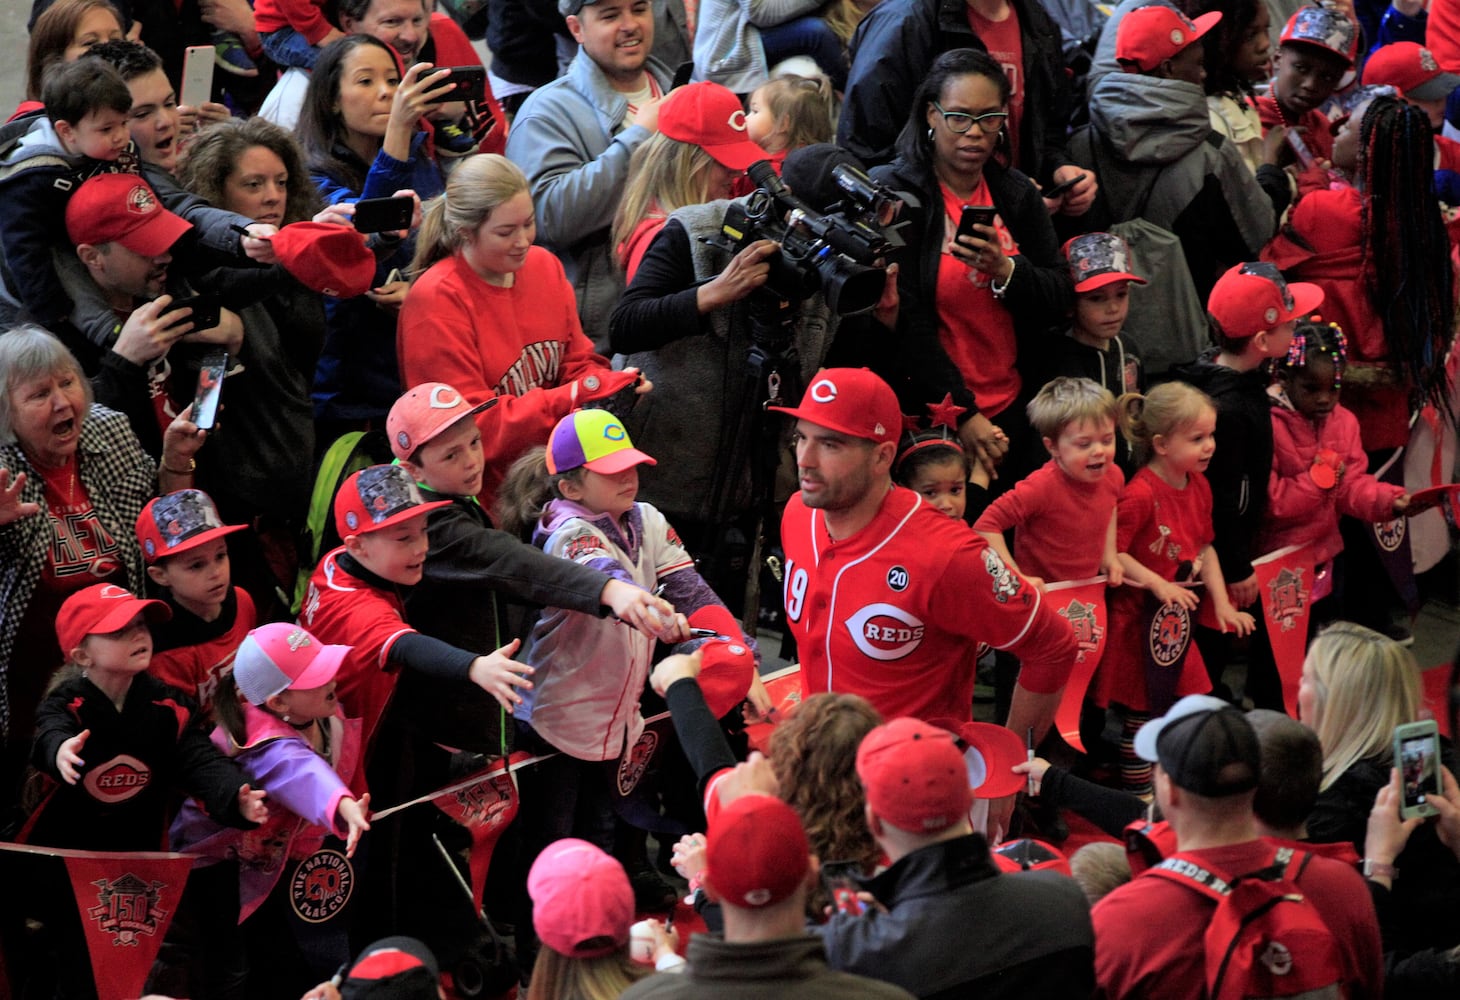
top-left (716, 160), bottom-right (907, 316)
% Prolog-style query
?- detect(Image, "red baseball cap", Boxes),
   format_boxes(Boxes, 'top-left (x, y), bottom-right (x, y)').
top-left (528, 839), bottom-right (634, 957)
top-left (930, 719), bottom-right (1029, 799)
top-left (1116, 6), bottom-right (1222, 73)
top-left (1362, 42), bottom-right (1460, 101)
top-left (334, 464), bottom-right (451, 538)
top-left (856, 718), bottom-right (974, 832)
top-left (659, 82), bottom-right (768, 171)
top-left (1207, 261), bottom-right (1323, 338)
top-left (1280, 5), bottom-right (1357, 67)
top-left (768, 368), bottom-right (901, 445)
top-left (1063, 233), bottom-right (1147, 293)
top-left (705, 794), bottom-right (809, 909)
top-left (269, 222), bottom-right (377, 299)
top-left (687, 604), bottom-right (755, 718)
top-left (135, 489), bottom-right (247, 564)
top-left (387, 382), bottom-right (498, 460)
top-left (65, 174), bottom-right (191, 255)
top-left (56, 583), bottom-right (171, 655)
top-left (232, 622), bottom-right (351, 704)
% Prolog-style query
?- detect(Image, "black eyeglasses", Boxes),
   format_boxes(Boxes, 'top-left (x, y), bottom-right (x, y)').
top-left (932, 102), bottom-right (1008, 135)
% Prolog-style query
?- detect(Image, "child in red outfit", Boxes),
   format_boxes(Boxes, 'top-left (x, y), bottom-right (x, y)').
top-left (1257, 7), bottom-right (1355, 174)
top-left (1101, 383), bottom-right (1254, 795)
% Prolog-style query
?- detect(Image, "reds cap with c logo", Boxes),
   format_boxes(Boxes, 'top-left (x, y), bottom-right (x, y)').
top-left (546, 408), bottom-right (656, 475)
top-left (387, 382), bottom-right (499, 460)
top-left (769, 367), bottom-right (902, 444)
top-left (658, 82), bottom-right (768, 171)
top-left (56, 583), bottom-right (171, 655)
top-left (65, 174), bottom-right (192, 256)
top-left (135, 488), bottom-right (247, 564)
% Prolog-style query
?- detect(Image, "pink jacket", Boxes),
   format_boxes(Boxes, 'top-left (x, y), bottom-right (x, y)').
top-left (1258, 396), bottom-right (1404, 566)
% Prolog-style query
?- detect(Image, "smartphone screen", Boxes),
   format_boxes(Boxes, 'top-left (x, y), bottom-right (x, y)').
top-left (956, 205), bottom-right (996, 245)
top-left (820, 860), bottom-right (866, 915)
top-left (192, 352), bottom-right (227, 432)
top-left (1396, 724), bottom-right (1442, 818)
top-left (180, 45), bottom-right (215, 109)
top-left (424, 66), bottom-right (486, 104)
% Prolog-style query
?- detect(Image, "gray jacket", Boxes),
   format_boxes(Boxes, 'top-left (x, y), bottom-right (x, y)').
top-left (692, 0), bottom-right (824, 93)
top-left (505, 48), bottom-right (673, 352)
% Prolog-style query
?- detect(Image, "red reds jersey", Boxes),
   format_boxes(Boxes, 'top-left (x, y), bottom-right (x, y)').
top-left (782, 486), bottom-right (1077, 722)
top-left (300, 547), bottom-right (415, 749)
top-left (148, 587), bottom-right (257, 715)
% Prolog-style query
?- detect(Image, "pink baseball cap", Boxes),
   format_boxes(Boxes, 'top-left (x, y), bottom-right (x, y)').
top-left (856, 718), bottom-right (974, 832)
top-left (768, 368), bottom-right (901, 444)
top-left (528, 839), bottom-right (634, 958)
top-left (233, 622), bottom-right (350, 704)
top-left (387, 382), bottom-right (498, 460)
top-left (333, 464), bottom-right (451, 538)
top-left (135, 489), bottom-right (247, 564)
top-left (705, 794), bottom-right (809, 909)
top-left (56, 583), bottom-right (171, 655)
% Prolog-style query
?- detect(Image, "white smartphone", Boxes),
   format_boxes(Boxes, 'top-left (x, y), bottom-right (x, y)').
top-left (1393, 719), bottom-right (1442, 820)
top-left (180, 45), bottom-right (215, 109)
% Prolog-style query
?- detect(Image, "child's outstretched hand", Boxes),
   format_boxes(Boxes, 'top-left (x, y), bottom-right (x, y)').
top-left (1214, 605), bottom-right (1256, 637)
top-left (338, 793), bottom-right (371, 858)
top-left (469, 638), bottom-right (534, 711)
top-left (650, 650), bottom-right (703, 698)
top-left (56, 728), bottom-right (90, 784)
top-left (1151, 580), bottom-right (1200, 611)
top-left (603, 579), bottom-right (676, 640)
top-left (239, 783), bottom-right (269, 824)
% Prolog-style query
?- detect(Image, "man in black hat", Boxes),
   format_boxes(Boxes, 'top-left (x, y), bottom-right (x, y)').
top-left (1091, 695), bottom-right (1383, 998)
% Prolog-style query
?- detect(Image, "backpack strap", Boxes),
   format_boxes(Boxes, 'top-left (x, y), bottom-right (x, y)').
top-left (1147, 845), bottom-right (1299, 898)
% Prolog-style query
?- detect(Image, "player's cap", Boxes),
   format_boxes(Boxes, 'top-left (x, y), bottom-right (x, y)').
top-left (1116, 5), bottom-right (1222, 73)
top-left (1280, 5), bottom-right (1357, 67)
top-left (529, 839), bottom-right (634, 958)
top-left (687, 604), bottom-right (755, 718)
top-left (546, 408), bottom-right (656, 475)
top-left (1207, 261), bottom-right (1323, 338)
top-left (56, 583), bottom-right (171, 655)
top-left (341, 936), bottom-right (441, 1000)
top-left (135, 489), bottom-right (247, 564)
top-left (930, 718), bottom-right (1029, 799)
top-left (65, 174), bottom-right (191, 256)
top-left (1361, 42), bottom-right (1460, 101)
top-left (768, 367), bottom-right (901, 445)
top-left (1063, 232), bottom-right (1147, 293)
top-left (269, 222), bottom-right (377, 299)
top-left (705, 794), bottom-right (810, 909)
top-left (857, 717), bottom-right (974, 832)
top-left (387, 382), bottom-right (498, 460)
top-left (233, 622), bottom-right (351, 705)
top-left (1135, 694), bottom-right (1260, 797)
top-left (333, 464), bottom-right (451, 538)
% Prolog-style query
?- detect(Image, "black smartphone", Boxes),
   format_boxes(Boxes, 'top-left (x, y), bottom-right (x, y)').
top-left (353, 196), bottom-right (415, 233)
top-left (1393, 720), bottom-right (1442, 820)
top-left (169, 292), bottom-right (221, 331)
top-left (956, 205), bottom-right (997, 244)
top-left (592, 373), bottom-right (643, 422)
top-left (192, 351), bottom-right (227, 432)
top-left (1042, 172), bottom-right (1086, 199)
top-left (424, 65), bottom-right (486, 104)
top-left (820, 860), bottom-right (866, 915)
top-left (671, 61), bottom-right (694, 90)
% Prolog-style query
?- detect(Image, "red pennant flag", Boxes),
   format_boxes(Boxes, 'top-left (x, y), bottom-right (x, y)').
top-left (0, 843), bottom-right (193, 1000)
top-left (1252, 545), bottom-right (1317, 717)
top-left (429, 754), bottom-right (525, 911)
top-left (1143, 592), bottom-right (1195, 717)
top-left (1048, 577), bottom-right (1110, 754)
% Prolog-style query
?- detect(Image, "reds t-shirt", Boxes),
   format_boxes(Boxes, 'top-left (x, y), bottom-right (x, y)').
top-left (781, 485), bottom-right (1077, 720)
top-left (967, 3), bottom-right (1023, 168)
top-left (36, 458), bottom-right (124, 592)
top-left (148, 586), bottom-right (258, 714)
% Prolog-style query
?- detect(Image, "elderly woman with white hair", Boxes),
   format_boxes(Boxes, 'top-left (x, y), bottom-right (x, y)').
top-left (0, 325), bottom-right (203, 803)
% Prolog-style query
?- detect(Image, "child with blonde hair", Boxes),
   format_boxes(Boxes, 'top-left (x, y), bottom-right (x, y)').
top-left (745, 72), bottom-right (836, 159)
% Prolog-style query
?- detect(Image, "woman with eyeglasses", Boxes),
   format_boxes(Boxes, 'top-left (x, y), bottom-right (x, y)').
top-left (870, 48), bottom-right (1072, 505)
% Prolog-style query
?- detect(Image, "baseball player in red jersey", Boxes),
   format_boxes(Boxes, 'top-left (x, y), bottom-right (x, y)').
top-left (770, 369), bottom-right (1077, 816)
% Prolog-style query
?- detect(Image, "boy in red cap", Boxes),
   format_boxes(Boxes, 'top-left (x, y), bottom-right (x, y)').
top-left (136, 489), bottom-right (255, 713)
top-left (1257, 6), bottom-right (1358, 165)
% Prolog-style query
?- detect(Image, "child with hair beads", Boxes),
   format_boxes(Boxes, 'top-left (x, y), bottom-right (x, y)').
top-left (892, 398), bottom-right (981, 520)
top-left (745, 72), bottom-right (837, 165)
top-left (137, 489), bottom-right (254, 715)
top-left (166, 622), bottom-right (369, 997)
top-left (1100, 383), bottom-right (1254, 795)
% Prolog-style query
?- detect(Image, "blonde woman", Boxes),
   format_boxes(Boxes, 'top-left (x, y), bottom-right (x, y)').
top-left (396, 154), bottom-right (648, 508)
top-left (1300, 621), bottom-right (1460, 954)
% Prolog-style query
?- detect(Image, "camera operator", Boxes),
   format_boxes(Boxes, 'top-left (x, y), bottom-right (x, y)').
top-left (610, 144), bottom-right (954, 608)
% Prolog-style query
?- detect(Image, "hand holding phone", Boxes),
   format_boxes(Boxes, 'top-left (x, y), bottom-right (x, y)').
top-left (423, 66), bottom-right (486, 104)
top-left (1394, 720), bottom-right (1442, 820)
top-left (169, 293), bottom-right (221, 331)
top-left (821, 860), bottom-right (867, 915)
top-left (1042, 173), bottom-right (1087, 199)
top-left (353, 196), bottom-right (416, 233)
top-left (956, 205), bottom-right (997, 246)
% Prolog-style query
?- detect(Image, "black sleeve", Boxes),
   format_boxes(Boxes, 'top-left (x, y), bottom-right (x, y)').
top-left (389, 631), bottom-right (479, 682)
top-left (1203, 403), bottom-right (1257, 582)
top-left (1256, 164), bottom-right (1292, 220)
top-left (664, 675), bottom-right (739, 791)
top-left (608, 219), bottom-right (706, 355)
top-left (1039, 765), bottom-right (1148, 839)
top-left (31, 692), bottom-right (80, 779)
top-left (175, 711), bottom-right (257, 829)
top-left (90, 352), bottom-right (163, 458)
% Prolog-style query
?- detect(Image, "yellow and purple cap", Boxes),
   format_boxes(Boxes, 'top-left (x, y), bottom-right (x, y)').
top-left (546, 409), bottom-right (657, 475)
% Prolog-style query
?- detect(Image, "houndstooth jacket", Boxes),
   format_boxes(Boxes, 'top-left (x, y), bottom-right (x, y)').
top-left (0, 405), bottom-right (154, 739)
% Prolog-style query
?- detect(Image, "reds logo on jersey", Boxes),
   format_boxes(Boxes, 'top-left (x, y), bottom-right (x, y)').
top-left (845, 603), bottom-right (926, 661)
top-left (84, 754), bottom-right (153, 804)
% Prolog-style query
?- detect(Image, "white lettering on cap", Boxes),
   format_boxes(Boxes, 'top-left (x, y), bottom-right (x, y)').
top-left (727, 109), bottom-right (747, 131)
top-left (810, 379), bottom-right (838, 403)
top-left (428, 385), bottom-right (462, 409)
top-left (126, 185), bottom-right (157, 216)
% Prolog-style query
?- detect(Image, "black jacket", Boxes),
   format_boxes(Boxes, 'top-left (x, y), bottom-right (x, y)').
top-left (839, 0), bottom-right (1074, 178)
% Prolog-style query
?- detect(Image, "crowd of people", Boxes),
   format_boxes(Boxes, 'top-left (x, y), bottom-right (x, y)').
top-left (2, 0), bottom-right (1460, 996)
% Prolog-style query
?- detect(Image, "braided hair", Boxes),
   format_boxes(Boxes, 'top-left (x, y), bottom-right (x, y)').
top-left (1357, 97), bottom-right (1455, 410)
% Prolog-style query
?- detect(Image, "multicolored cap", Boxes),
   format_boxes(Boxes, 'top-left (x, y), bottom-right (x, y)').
top-left (333, 464), bottom-right (451, 538)
top-left (136, 489), bottom-right (247, 563)
top-left (546, 409), bottom-right (657, 475)
top-left (1280, 5), bottom-right (1357, 67)
top-left (1063, 233), bottom-right (1148, 292)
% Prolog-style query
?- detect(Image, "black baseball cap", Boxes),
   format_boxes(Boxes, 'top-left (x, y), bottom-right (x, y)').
top-left (1135, 694), bottom-right (1260, 797)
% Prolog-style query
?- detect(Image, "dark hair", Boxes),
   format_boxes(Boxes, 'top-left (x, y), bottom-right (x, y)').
top-left (26, 0), bottom-right (124, 101)
top-left (893, 48), bottom-right (1012, 171)
top-left (1246, 709), bottom-right (1322, 833)
top-left (299, 34), bottom-right (398, 193)
top-left (494, 446), bottom-right (585, 539)
top-left (1207, 314), bottom-right (1252, 354)
top-left (1179, 0), bottom-right (1264, 99)
top-left (338, 0), bottom-right (424, 21)
top-left (1357, 98), bottom-right (1455, 411)
top-left (893, 433), bottom-right (970, 484)
top-left (213, 671), bottom-right (249, 746)
top-left (84, 37), bottom-right (162, 81)
top-left (177, 116), bottom-right (324, 226)
top-left (43, 57), bottom-right (131, 126)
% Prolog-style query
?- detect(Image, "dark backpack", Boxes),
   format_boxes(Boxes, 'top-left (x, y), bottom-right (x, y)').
top-left (1149, 847), bottom-right (1346, 1000)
